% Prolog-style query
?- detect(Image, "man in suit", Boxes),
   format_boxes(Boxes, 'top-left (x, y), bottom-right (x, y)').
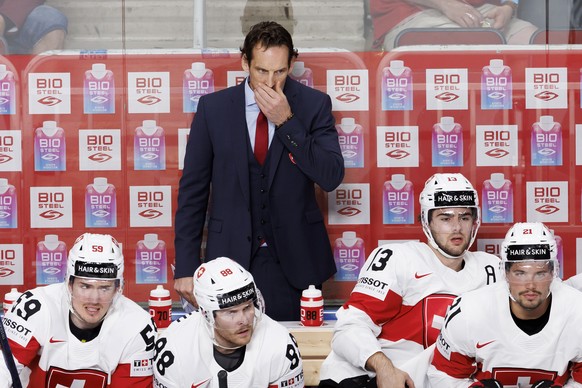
top-left (174, 21), bottom-right (345, 321)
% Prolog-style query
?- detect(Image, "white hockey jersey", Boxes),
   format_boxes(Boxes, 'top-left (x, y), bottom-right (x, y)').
top-left (320, 241), bottom-right (499, 384)
top-left (565, 273), bottom-right (582, 291)
top-left (0, 283), bottom-right (155, 388)
top-left (428, 281), bottom-right (582, 387)
top-left (153, 311), bottom-right (304, 388)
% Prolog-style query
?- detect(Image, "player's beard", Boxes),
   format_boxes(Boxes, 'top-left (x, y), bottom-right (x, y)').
top-left (434, 233), bottom-right (470, 258)
top-left (213, 323), bottom-right (254, 351)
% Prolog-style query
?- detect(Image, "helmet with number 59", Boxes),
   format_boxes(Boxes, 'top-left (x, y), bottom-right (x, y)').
top-left (66, 233), bottom-right (124, 285)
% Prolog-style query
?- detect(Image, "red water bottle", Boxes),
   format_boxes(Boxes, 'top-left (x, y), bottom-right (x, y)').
top-left (300, 285), bottom-right (324, 326)
top-left (149, 285), bottom-right (172, 329)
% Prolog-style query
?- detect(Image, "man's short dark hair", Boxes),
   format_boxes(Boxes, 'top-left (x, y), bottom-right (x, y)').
top-left (240, 21), bottom-right (298, 65)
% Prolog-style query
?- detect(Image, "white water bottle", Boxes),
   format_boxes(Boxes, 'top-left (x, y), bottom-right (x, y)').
top-left (300, 285), bottom-right (324, 326)
top-left (3, 288), bottom-right (21, 314)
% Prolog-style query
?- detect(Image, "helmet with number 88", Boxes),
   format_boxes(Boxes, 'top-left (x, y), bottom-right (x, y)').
top-left (419, 173), bottom-right (480, 258)
top-left (501, 222), bottom-right (558, 278)
top-left (194, 257), bottom-right (264, 328)
top-left (66, 233), bottom-right (124, 286)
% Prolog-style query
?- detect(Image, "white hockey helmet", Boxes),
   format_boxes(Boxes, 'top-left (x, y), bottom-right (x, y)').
top-left (501, 222), bottom-right (558, 279)
top-left (66, 233), bottom-right (124, 285)
top-left (419, 173), bottom-right (480, 258)
top-left (194, 257), bottom-right (263, 328)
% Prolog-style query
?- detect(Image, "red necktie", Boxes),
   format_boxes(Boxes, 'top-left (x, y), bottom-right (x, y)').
top-left (254, 111), bottom-right (268, 165)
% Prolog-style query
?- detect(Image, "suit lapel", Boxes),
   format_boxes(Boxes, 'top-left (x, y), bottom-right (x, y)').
top-left (231, 82), bottom-right (251, 205)
top-left (268, 77), bottom-right (297, 189)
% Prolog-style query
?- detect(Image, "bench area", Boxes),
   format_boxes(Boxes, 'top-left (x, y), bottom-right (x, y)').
top-left (282, 321), bottom-right (335, 387)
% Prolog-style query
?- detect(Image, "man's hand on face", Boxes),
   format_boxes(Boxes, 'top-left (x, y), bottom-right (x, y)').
top-left (254, 80), bottom-right (292, 126)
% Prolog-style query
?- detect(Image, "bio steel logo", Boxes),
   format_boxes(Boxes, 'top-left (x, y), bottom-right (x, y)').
top-left (29, 73), bottom-right (71, 114)
top-left (0, 244), bottom-right (22, 283)
top-left (328, 184), bottom-right (370, 225)
top-left (30, 187), bottom-right (72, 228)
top-left (377, 126), bottom-right (418, 168)
top-left (534, 186), bottom-right (561, 215)
top-left (130, 186), bottom-right (171, 227)
top-left (137, 191), bottom-right (164, 219)
top-left (0, 134), bottom-right (14, 164)
top-left (136, 76), bottom-right (163, 105)
top-left (327, 70), bottom-right (369, 111)
top-left (80, 129), bottom-right (121, 171)
top-left (384, 131), bottom-right (411, 159)
top-left (38, 192), bottom-right (65, 220)
top-left (526, 68), bottom-right (566, 109)
top-left (335, 188), bottom-right (363, 218)
top-left (526, 181), bottom-right (568, 223)
top-left (334, 74), bottom-right (361, 104)
top-left (128, 72), bottom-right (170, 113)
top-left (433, 73), bottom-right (460, 102)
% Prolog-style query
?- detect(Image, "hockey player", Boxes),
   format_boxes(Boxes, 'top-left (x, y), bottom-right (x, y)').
top-left (319, 173), bottom-right (500, 388)
top-left (153, 257), bottom-right (304, 388)
top-left (0, 233), bottom-right (156, 387)
top-left (428, 222), bottom-right (582, 387)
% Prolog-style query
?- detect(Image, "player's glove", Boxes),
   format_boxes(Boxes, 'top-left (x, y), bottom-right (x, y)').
top-left (530, 380), bottom-right (562, 388)
top-left (469, 379), bottom-right (503, 388)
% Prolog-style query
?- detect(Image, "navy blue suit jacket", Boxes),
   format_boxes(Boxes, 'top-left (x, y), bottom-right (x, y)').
top-left (174, 77), bottom-right (345, 289)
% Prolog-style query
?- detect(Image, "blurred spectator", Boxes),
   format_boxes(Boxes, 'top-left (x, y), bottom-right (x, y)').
top-left (0, 0), bottom-right (67, 54)
top-left (517, 0), bottom-right (573, 30)
top-left (572, 0), bottom-right (582, 28)
top-left (241, 0), bottom-right (297, 35)
top-left (370, 0), bottom-right (538, 50)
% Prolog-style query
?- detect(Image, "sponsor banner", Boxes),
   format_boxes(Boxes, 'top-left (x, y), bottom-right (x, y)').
top-left (129, 186), bottom-right (172, 227)
top-left (29, 187), bottom-right (72, 228)
top-left (0, 130), bottom-right (22, 171)
top-left (28, 72), bottom-right (71, 114)
top-left (328, 183), bottom-right (370, 225)
top-left (0, 244), bottom-right (23, 285)
top-left (227, 71), bottom-right (248, 87)
top-left (78, 129), bottom-right (122, 171)
top-left (426, 68), bottom-right (468, 110)
top-left (127, 72), bottom-right (170, 113)
top-left (475, 125), bottom-right (519, 166)
top-left (525, 67), bottom-right (567, 109)
top-left (326, 69), bottom-right (369, 111)
top-left (376, 126), bottom-right (419, 167)
top-left (526, 181), bottom-right (568, 223)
